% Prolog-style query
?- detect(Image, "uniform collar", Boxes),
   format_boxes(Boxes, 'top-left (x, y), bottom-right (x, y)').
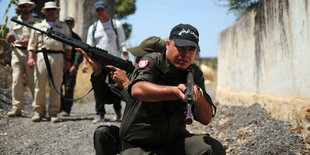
top-left (42, 19), bottom-right (62, 28)
top-left (17, 14), bottom-right (35, 24)
top-left (160, 50), bottom-right (171, 74)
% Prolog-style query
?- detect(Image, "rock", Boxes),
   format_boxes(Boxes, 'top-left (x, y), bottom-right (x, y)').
top-left (0, 89), bottom-right (308, 154)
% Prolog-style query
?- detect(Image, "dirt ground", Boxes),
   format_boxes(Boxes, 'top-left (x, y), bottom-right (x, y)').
top-left (0, 88), bottom-right (309, 155)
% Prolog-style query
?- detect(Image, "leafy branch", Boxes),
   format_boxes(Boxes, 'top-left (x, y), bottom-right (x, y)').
top-left (215, 0), bottom-right (260, 20)
top-left (1, 0), bottom-right (17, 38)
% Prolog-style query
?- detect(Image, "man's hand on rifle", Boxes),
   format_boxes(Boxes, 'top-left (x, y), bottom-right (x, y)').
top-left (193, 85), bottom-right (203, 101)
top-left (82, 58), bottom-right (88, 73)
top-left (76, 48), bottom-right (101, 76)
top-left (191, 84), bottom-right (213, 125)
top-left (106, 65), bottom-right (130, 88)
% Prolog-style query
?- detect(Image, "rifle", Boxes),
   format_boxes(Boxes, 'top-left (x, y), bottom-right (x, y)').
top-left (11, 17), bottom-right (135, 73)
top-left (184, 67), bottom-right (195, 125)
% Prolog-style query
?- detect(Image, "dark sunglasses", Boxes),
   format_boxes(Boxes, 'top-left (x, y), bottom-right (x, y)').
top-left (46, 8), bottom-right (57, 12)
top-left (66, 22), bottom-right (74, 25)
top-left (96, 8), bottom-right (105, 12)
top-left (20, 5), bottom-right (32, 9)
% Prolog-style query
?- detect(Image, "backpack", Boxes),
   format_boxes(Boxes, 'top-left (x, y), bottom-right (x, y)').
top-left (92, 19), bottom-right (120, 51)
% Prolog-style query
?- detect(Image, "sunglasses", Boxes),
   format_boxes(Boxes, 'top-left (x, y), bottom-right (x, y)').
top-left (46, 8), bottom-right (57, 12)
top-left (20, 5), bottom-right (32, 9)
top-left (96, 8), bottom-right (105, 12)
top-left (66, 22), bottom-right (74, 25)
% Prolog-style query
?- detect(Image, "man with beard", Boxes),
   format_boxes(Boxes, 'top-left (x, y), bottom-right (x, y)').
top-left (6, 0), bottom-right (40, 117)
top-left (27, 1), bottom-right (72, 123)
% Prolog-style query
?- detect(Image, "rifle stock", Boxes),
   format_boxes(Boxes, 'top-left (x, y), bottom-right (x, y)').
top-left (11, 17), bottom-right (134, 73)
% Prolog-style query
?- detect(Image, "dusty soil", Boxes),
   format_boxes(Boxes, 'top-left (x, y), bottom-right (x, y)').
top-left (0, 89), bottom-right (309, 155)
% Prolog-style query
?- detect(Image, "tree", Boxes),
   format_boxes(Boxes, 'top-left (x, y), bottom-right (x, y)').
top-left (216, 0), bottom-right (260, 20)
top-left (113, 0), bottom-right (136, 39)
top-left (0, 0), bottom-right (17, 38)
top-left (83, 0), bottom-right (136, 40)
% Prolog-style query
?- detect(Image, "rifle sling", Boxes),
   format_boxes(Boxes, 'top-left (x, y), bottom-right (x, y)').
top-left (42, 49), bottom-right (92, 101)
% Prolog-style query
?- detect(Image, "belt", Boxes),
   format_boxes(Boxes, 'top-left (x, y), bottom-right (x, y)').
top-left (37, 50), bottom-right (63, 54)
top-left (15, 46), bottom-right (27, 50)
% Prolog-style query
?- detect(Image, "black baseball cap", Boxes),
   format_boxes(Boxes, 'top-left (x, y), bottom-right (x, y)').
top-left (169, 24), bottom-right (200, 51)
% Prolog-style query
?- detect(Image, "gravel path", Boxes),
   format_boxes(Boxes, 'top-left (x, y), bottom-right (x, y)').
top-left (0, 89), bottom-right (308, 155)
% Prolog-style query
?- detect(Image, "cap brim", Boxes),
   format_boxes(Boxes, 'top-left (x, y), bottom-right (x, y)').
top-left (128, 46), bottom-right (149, 57)
top-left (173, 38), bottom-right (200, 51)
top-left (95, 6), bottom-right (105, 9)
top-left (41, 7), bottom-right (60, 13)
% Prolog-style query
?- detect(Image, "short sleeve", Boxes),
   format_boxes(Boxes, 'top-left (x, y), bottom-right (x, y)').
top-left (127, 54), bottom-right (159, 96)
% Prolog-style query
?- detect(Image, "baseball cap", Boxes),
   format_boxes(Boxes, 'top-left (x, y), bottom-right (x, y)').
top-left (94, 1), bottom-right (106, 9)
top-left (129, 36), bottom-right (166, 57)
top-left (169, 24), bottom-right (200, 51)
top-left (65, 17), bottom-right (75, 22)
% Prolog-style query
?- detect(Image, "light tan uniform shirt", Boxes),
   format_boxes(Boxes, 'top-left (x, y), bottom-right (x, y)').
top-left (10, 15), bottom-right (40, 47)
top-left (28, 19), bottom-right (71, 51)
top-left (28, 19), bottom-right (71, 115)
top-left (9, 15), bottom-right (40, 110)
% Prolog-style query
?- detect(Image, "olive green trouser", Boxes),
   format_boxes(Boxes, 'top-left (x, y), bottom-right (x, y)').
top-left (60, 71), bottom-right (77, 114)
top-left (94, 125), bottom-right (120, 155)
top-left (121, 134), bottom-right (226, 155)
top-left (93, 125), bottom-right (226, 155)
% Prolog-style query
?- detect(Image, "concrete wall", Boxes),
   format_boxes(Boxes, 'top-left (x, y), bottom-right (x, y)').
top-left (217, 0), bottom-right (310, 143)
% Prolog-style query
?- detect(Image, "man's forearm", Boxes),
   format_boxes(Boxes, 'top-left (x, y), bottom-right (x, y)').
top-left (65, 49), bottom-right (72, 60)
top-left (131, 81), bottom-right (182, 102)
top-left (28, 50), bottom-right (35, 58)
top-left (194, 96), bottom-right (213, 125)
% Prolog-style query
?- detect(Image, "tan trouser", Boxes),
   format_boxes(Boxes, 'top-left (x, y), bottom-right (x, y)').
top-left (32, 52), bottom-right (64, 115)
top-left (11, 48), bottom-right (34, 110)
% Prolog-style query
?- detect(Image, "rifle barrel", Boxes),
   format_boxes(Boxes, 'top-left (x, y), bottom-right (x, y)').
top-left (10, 17), bottom-right (135, 73)
top-left (11, 17), bottom-right (45, 34)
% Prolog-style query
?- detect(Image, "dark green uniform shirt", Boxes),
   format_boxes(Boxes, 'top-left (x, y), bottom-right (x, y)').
top-left (119, 52), bottom-right (215, 148)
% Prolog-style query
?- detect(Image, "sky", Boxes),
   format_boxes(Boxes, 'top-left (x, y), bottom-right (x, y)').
top-left (0, 0), bottom-right (236, 58)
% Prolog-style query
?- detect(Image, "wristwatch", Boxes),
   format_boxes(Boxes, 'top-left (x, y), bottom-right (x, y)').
top-left (197, 86), bottom-right (204, 97)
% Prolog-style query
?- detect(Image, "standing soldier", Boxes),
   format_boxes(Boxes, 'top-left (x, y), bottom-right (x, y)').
top-left (27, 1), bottom-right (72, 123)
top-left (60, 17), bottom-right (83, 116)
top-left (6, 0), bottom-right (40, 117)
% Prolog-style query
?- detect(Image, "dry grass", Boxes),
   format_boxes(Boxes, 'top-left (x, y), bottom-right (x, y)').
top-left (74, 63), bottom-right (94, 99)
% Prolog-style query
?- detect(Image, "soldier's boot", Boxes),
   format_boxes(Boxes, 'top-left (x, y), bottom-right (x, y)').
top-left (7, 109), bottom-right (22, 117)
top-left (32, 112), bottom-right (43, 122)
top-left (50, 114), bottom-right (62, 123)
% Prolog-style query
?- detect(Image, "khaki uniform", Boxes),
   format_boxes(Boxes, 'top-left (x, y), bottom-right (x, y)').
top-left (9, 15), bottom-right (40, 111)
top-left (28, 19), bottom-right (71, 115)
